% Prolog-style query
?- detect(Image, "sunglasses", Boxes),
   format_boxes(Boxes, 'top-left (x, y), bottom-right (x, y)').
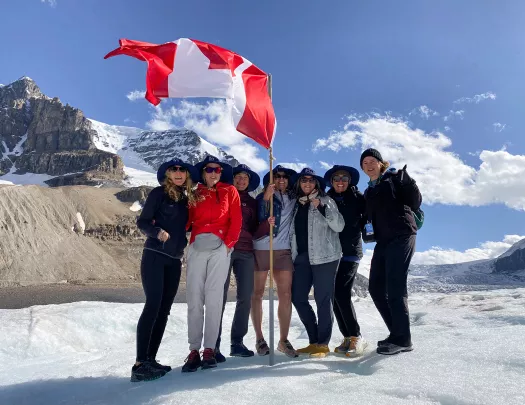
top-left (168, 166), bottom-right (187, 173)
top-left (300, 177), bottom-right (316, 184)
top-left (204, 166), bottom-right (222, 174)
top-left (332, 175), bottom-right (349, 183)
top-left (275, 174), bottom-right (289, 180)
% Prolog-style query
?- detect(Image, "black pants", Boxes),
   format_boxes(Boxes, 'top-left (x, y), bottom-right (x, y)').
top-left (136, 249), bottom-right (182, 362)
top-left (333, 260), bottom-right (361, 337)
top-left (369, 235), bottom-right (416, 347)
top-left (216, 250), bottom-right (255, 348)
top-left (292, 253), bottom-right (339, 345)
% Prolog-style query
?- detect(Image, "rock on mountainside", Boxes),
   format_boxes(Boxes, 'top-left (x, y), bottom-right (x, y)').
top-left (1, 77), bottom-right (244, 188)
top-left (494, 238), bottom-right (525, 273)
top-left (0, 77), bottom-right (124, 185)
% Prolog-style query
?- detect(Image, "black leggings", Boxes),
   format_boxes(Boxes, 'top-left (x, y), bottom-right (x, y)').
top-left (136, 249), bottom-right (182, 362)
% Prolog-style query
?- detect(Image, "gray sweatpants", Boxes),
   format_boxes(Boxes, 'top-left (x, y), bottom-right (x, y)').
top-left (186, 243), bottom-right (231, 351)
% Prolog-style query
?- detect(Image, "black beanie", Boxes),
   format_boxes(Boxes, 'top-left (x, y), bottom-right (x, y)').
top-left (360, 148), bottom-right (383, 168)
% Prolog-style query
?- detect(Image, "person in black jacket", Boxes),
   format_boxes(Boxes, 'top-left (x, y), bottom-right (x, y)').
top-left (131, 159), bottom-right (198, 382)
top-left (324, 165), bottom-right (368, 357)
top-left (361, 148), bottom-right (422, 356)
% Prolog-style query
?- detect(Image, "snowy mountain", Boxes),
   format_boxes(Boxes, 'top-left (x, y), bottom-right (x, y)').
top-left (0, 77), bottom-right (242, 188)
top-left (494, 238), bottom-right (525, 273)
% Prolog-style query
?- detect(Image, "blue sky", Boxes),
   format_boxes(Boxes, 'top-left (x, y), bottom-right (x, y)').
top-left (1, 0), bottom-right (525, 263)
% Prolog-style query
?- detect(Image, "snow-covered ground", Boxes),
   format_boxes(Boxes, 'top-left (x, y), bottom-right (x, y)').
top-left (2, 289), bottom-right (525, 405)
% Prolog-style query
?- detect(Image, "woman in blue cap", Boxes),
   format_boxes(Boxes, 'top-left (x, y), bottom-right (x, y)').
top-left (324, 165), bottom-right (367, 357)
top-left (289, 168), bottom-right (345, 358)
top-left (131, 159), bottom-right (198, 382)
top-left (215, 164), bottom-right (260, 361)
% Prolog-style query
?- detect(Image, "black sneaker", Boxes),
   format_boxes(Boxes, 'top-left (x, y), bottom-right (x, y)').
top-left (377, 335), bottom-right (392, 347)
top-left (215, 349), bottom-right (226, 363)
top-left (182, 350), bottom-right (201, 373)
top-left (376, 343), bottom-right (414, 355)
top-left (230, 343), bottom-right (255, 357)
top-left (201, 348), bottom-right (217, 369)
top-left (130, 361), bottom-right (167, 382)
top-left (147, 358), bottom-right (172, 373)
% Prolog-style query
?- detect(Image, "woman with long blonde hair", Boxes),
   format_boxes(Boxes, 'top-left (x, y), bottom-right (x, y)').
top-left (131, 159), bottom-right (198, 382)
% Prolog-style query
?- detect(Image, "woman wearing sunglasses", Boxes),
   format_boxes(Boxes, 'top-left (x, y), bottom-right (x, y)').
top-left (360, 148), bottom-right (421, 355)
top-left (289, 168), bottom-right (344, 358)
top-left (252, 165), bottom-right (298, 357)
top-left (324, 165), bottom-right (367, 357)
top-left (182, 155), bottom-right (242, 372)
top-left (132, 159), bottom-right (199, 382)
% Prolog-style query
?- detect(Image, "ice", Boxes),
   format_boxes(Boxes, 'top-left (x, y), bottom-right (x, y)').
top-left (1, 289), bottom-right (525, 405)
top-left (129, 201), bottom-right (142, 212)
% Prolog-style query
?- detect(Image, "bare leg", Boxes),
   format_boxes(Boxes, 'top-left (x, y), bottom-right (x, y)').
top-left (251, 270), bottom-right (268, 341)
top-left (273, 270), bottom-right (293, 342)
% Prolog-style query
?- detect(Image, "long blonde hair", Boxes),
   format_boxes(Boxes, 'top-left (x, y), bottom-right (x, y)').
top-left (379, 161), bottom-right (391, 174)
top-left (163, 172), bottom-right (199, 207)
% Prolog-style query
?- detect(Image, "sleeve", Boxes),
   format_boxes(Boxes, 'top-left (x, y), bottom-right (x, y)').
top-left (257, 194), bottom-right (270, 222)
top-left (136, 188), bottom-right (162, 239)
top-left (224, 187), bottom-right (243, 248)
top-left (395, 171), bottom-right (422, 210)
top-left (320, 197), bottom-right (345, 232)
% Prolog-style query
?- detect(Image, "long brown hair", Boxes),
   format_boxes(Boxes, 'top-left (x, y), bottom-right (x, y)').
top-left (163, 169), bottom-right (199, 207)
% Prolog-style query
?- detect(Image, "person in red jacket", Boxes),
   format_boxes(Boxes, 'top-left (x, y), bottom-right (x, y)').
top-left (215, 164), bottom-right (260, 362)
top-left (182, 155), bottom-right (242, 373)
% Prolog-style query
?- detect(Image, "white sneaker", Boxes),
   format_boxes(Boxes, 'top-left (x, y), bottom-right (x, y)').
top-left (346, 336), bottom-right (368, 357)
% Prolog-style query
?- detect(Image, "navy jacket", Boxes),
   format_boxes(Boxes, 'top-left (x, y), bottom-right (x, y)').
top-left (364, 169), bottom-right (422, 243)
top-left (254, 192), bottom-right (285, 239)
top-left (328, 186), bottom-right (366, 258)
top-left (137, 186), bottom-right (189, 259)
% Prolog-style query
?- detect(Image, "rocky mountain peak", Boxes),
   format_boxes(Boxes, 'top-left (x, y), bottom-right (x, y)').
top-left (0, 77), bottom-right (44, 104)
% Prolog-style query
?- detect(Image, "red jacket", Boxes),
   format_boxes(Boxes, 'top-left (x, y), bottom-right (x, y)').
top-left (187, 182), bottom-right (242, 249)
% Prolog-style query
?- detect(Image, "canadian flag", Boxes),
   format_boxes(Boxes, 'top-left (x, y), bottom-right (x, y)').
top-left (105, 38), bottom-right (276, 149)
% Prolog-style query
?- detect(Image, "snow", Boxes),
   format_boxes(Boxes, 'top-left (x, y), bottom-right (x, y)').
top-left (0, 180), bottom-right (14, 185)
top-left (499, 238), bottom-right (525, 259)
top-left (1, 289), bottom-right (524, 405)
top-left (75, 212), bottom-right (85, 234)
top-left (129, 201), bottom-right (142, 212)
top-left (0, 172), bottom-right (55, 186)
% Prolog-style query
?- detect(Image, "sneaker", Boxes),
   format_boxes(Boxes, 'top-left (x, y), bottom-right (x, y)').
top-left (182, 350), bottom-right (201, 373)
top-left (376, 342), bottom-right (413, 355)
top-left (346, 336), bottom-right (368, 357)
top-left (377, 335), bottom-right (391, 347)
top-left (277, 340), bottom-right (298, 358)
top-left (309, 344), bottom-right (330, 358)
top-left (334, 337), bottom-right (351, 354)
top-left (296, 344), bottom-right (318, 355)
top-left (231, 343), bottom-right (255, 357)
top-left (215, 349), bottom-right (226, 363)
top-left (201, 348), bottom-right (218, 369)
top-left (147, 358), bottom-right (172, 373)
top-left (130, 361), bottom-right (167, 382)
top-left (255, 338), bottom-right (270, 356)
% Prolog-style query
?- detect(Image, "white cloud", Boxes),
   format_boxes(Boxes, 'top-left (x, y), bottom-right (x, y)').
top-left (313, 114), bottom-right (525, 211)
top-left (454, 92), bottom-right (496, 104)
top-left (278, 162), bottom-right (308, 173)
top-left (359, 235), bottom-right (525, 272)
top-left (443, 110), bottom-right (464, 122)
top-left (319, 161), bottom-right (333, 170)
top-left (145, 100), bottom-right (268, 172)
top-left (40, 0), bottom-right (57, 6)
top-left (444, 126), bottom-right (452, 132)
top-left (126, 90), bottom-right (146, 102)
top-left (493, 122), bottom-right (507, 133)
top-left (409, 105), bottom-right (439, 119)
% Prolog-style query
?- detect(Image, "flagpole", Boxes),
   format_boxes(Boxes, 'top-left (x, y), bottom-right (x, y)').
top-left (267, 73), bottom-right (275, 366)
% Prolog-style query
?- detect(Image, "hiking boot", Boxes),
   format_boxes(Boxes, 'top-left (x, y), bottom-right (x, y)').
top-left (334, 337), bottom-right (351, 354)
top-left (309, 344), bottom-right (330, 358)
top-left (255, 338), bottom-right (270, 356)
top-left (130, 361), bottom-right (167, 382)
top-left (215, 349), bottom-right (226, 363)
top-left (376, 342), bottom-right (413, 355)
top-left (346, 336), bottom-right (368, 357)
top-left (377, 335), bottom-right (392, 347)
top-left (296, 344), bottom-right (318, 355)
top-left (182, 350), bottom-right (201, 373)
top-left (277, 340), bottom-right (298, 358)
top-left (231, 343), bottom-right (255, 357)
top-left (147, 357), bottom-right (172, 373)
top-left (201, 348), bottom-right (217, 369)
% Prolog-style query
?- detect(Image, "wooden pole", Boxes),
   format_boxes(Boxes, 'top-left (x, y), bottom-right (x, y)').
top-left (267, 73), bottom-right (275, 366)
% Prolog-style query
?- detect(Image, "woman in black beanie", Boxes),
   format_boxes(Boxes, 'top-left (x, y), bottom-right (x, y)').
top-left (360, 148), bottom-right (422, 355)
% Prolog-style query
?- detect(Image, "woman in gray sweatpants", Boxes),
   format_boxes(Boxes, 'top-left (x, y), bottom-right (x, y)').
top-left (182, 155), bottom-right (242, 372)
